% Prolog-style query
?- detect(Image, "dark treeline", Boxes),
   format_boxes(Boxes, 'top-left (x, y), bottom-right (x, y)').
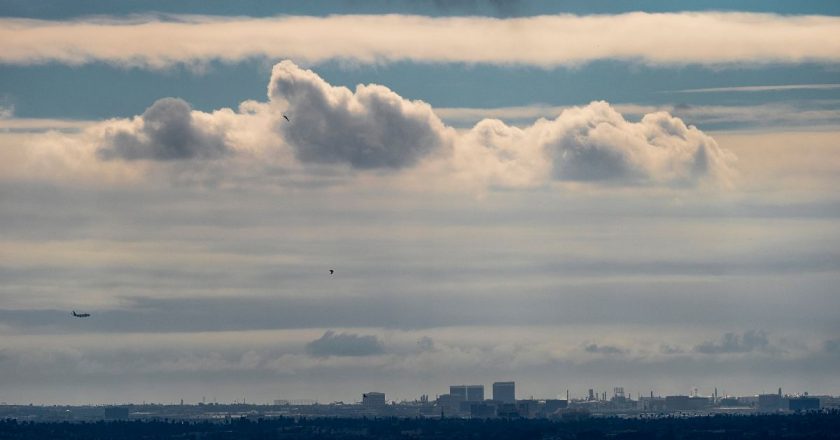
top-left (1, 411), bottom-right (840, 439)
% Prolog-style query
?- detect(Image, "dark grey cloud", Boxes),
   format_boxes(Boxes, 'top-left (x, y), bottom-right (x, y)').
top-left (97, 98), bottom-right (228, 161)
top-left (659, 344), bottom-right (685, 355)
top-left (416, 336), bottom-right (436, 352)
top-left (269, 60), bottom-right (449, 169)
top-left (305, 330), bottom-right (384, 357)
top-left (824, 339), bottom-right (840, 355)
top-left (694, 330), bottom-right (770, 354)
top-left (584, 343), bottom-right (625, 355)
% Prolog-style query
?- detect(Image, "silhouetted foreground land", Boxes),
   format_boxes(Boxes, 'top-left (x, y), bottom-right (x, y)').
top-left (1, 411), bottom-right (839, 439)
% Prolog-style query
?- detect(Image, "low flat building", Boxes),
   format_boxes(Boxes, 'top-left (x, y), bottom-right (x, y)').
top-left (103, 406), bottom-right (129, 420)
top-left (470, 402), bottom-right (497, 418)
top-left (436, 394), bottom-right (460, 417)
top-left (665, 395), bottom-right (710, 411)
top-left (639, 396), bottom-right (667, 411)
top-left (718, 397), bottom-right (741, 407)
top-left (788, 397), bottom-right (820, 411)
top-left (758, 394), bottom-right (785, 412)
top-left (516, 400), bottom-right (541, 418)
top-left (362, 392), bottom-right (386, 409)
top-left (496, 403), bottom-right (519, 418)
top-left (543, 399), bottom-right (568, 415)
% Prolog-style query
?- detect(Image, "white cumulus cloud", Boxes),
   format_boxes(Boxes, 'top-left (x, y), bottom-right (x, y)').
top-left (454, 101), bottom-right (734, 188)
top-left (268, 60), bottom-right (452, 169)
top-left (3, 60), bottom-right (734, 190)
top-left (97, 97), bottom-right (229, 161)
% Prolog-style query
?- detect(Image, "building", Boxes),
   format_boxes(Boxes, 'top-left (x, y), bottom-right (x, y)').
top-left (436, 394), bottom-right (460, 417)
top-left (466, 385), bottom-right (484, 401)
top-left (516, 400), bottom-right (541, 418)
top-left (718, 397), bottom-right (741, 407)
top-left (788, 397), bottom-right (820, 411)
top-left (639, 396), bottom-right (666, 411)
top-left (450, 385), bottom-right (467, 401)
top-left (470, 402), bottom-right (497, 418)
top-left (758, 394), bottom-right (785, 412)
top-left (103, 406), bottom-right (129, 420)
top-left (492, 382), bottom-right (515, 403)
top-left (496, 403), bottom-right (520, 418)
top-left (362, 392), bottom-right (386, 408)
top-left (665, 395), bottom-right (710, 411)
top-left (543, 399), bottom-right (568, 414)
top-left (450, 385), bottom-right (484, 402)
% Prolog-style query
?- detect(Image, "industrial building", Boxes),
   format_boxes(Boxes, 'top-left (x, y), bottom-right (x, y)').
top-left (665, 395), bottom-right (711, 411)
top-left (758, 394), bottom-right (785, 412)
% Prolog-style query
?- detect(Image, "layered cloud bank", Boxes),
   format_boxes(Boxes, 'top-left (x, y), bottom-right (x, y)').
top-left (2, 325), bottom-right (839, 403)
top-left (3, 61), bottom-right (734, 189)
top-left (2, 13), bottom-right (839, 68)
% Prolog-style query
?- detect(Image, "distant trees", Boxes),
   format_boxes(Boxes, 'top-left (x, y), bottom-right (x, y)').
top-left (0, 411), bottom-right (839, 439)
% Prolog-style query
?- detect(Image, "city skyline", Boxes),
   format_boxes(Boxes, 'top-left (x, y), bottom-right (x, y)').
top-left (1, 0), bottom-right (839, 405)
top-left (0, 378), bottom-right (831, 421)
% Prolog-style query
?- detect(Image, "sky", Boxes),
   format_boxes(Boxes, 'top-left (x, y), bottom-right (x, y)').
top-left (1, 0), bottom-right (839, 405)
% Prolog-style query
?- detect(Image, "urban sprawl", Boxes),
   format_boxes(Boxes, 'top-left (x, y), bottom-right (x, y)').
top-left (2, 382), bottom-right (836, 422)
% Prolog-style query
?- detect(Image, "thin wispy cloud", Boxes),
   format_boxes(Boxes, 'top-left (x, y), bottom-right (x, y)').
top-left (0, 117), bottom-right (93, 133)
top-left (669, 83), bottom-right (840, 93)
top-left (2, 13), bottom-right (839, 68)
top-left (0, 104), bottom-right (13, 119)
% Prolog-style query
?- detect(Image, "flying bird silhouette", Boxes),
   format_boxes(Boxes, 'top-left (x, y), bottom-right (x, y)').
top-left (329, 269), bottom-right (335, 275)
top-left (283, 114), bottom-right (290, 122)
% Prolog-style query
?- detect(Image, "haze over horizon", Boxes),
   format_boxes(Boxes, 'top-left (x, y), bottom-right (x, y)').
top-left (1, 0), bottom-right (839, 405)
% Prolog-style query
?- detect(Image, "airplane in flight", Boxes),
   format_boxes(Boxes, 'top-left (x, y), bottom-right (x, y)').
top-left (71, 310), bottom-right (90, 318)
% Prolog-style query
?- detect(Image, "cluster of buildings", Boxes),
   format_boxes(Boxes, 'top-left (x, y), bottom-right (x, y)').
top-left (428, 382), bottom-right (567, 418)
top-left (637, 388), bottom-right (821, 414)
top-left (354, 383), bottom-right (828, 419)
top-left (0, 383), bottom-right (832, 421)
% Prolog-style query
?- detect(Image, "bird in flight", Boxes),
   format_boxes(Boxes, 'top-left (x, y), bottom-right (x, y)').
top-left (329, 269), bottom-right (335, 275)
top-left (283, 114), bottom-right (290, 122)
top-left (71, 310), bottom-right (90, 318)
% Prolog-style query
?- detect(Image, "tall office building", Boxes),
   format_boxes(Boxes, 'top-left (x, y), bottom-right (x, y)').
top-left (493, 381), bottom-right (515, 403)
top-left (450, 385), bottom-right (468, 401)
top-left (466, 385), bottom-right (484, 401)
top-left (450, 385), bottom-right (484, 402)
